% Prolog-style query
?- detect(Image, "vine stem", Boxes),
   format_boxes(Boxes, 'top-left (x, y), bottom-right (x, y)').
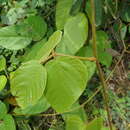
top-left (90, 0), bottom-right (113, 129)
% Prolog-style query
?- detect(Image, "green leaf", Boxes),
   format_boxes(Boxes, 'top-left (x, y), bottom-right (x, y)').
top-left (14, 95), bottom-right (50, 115)
top-left (86, 117), bottom-right (103, 130)
top-left (0, 101), bottom-right (7, 119)
top-left (0, 75), bottom-right (7, 91)
top-left (0, 56), bottom-right (6, 72)
top-left (65, 115), bottom-right (86, 130)
top-left (96, 31), bottom-right (112, 67)
top-left (0, 25), bottom-right (32, 50)
top-left (56, 0), bottom-right (74, 30)
top-left (76, 46), bottom-right (96, 80)
top-left (121, 2), bottom-right (130, 22)
top-left (101, 126), bottom-right (116, 130)
top-left (24, 15), bottom-right (47, 41)
top-left (83, 31), bottom-right (112, 67)
top-left (70, 0), bottom-right (83, 16)
top-left (56, 13), bottom-right (88, 55)
top-left (38, 31), bottom-right (62, 62)
top-left (45, 56), bottom-right (88, 112)
top-left (63, 102), bottom-right (87, 130)
top-left (22, 38), bottom-right (47, 62)
top-left (0, 114), bottom-right (16, 130)
top-left (113, 22), bottom-right (127, 40)
top-left (23, 31), bottom-right (62, 63)
top-left (94, 0), bottom-right (103, 26)
top-left (63, 102), bottom-right (87, 122)
top-left (10, 60), bottom-right (47, 109)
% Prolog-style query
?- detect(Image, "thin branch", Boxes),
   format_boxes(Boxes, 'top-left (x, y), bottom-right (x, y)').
top-left (90, 0), bottom-right (113, 129)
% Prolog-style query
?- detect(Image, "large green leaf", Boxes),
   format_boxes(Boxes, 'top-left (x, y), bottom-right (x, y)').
top-left (0, 56), bottom-right (6, 72)
top-left (0, 114), bottom-right (16, 130)
top-left (23, 31), bottom-right (62, 63)
top-left (24, 15), bottom-right (47, 41)
top-left (0, 25), bottom-right (32, 50)
top-left (65, 115), bottom-right (86, 130)
top-left (10, 60), bottom-right (47, 108)
top-left (56, 13), bottom-right (88, 55)
top-left (56, 0), bottom-right (74, 30)
top-left (0, 75), bottom-right (7, 91)
top-left (45, 56), bottom-right (88, 112)
top-left (14, 95), bottom-right (50, 115)
top-left (86, 117), bottom-right (103, 130)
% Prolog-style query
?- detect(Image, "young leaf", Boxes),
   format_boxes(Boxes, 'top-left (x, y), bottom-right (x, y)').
top-left (10, 60), bottom-right (47, 109)
top-left (45, 56), bottom-right (88, 112)
top-left (38, 30), bottom-right (62, 63)
top-left (22, 31), bottom-right (62, 63)
top-left (0, 114), bottom-right (16, 130)
top-left (0, 25), bottom-right (32, 50)
top-left (56, 0), bottom-right (74, 30)
top-left (0, 75), bottom-right (7, 91)
top-left (56, 13), bottom-right (88, 55)
top-left (0, 56), bottom-right (6, 72)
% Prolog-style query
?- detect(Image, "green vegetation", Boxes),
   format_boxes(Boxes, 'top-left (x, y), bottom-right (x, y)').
top-left (0, 0), bottom-right (130, 130)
